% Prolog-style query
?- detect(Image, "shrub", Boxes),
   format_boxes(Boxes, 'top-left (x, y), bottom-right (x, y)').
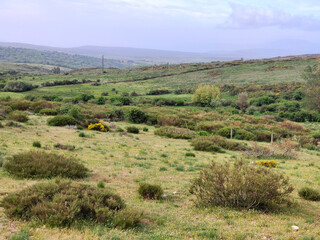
top-left (96, 96), bottom-right (106, 105)
top-left (8, 230), bottom-right (30, 240)
top-left (47, 115), bottom-right (77, 126)
top-left (39, 108), bottom-right (58, 116)
top-left (298, 187), bottom-right (320, 201)
top-left (138, 183), bottom-right (163, 200)
top-left (127, 108), bottom-right (148, 123)
top-left (4, 81), bottom-right (36, 92)
top-left (191, 136), bottom-right (248, 152)
top-left (236, 92), bottom-right (250, 112)
top-left (1, 179), bottom-right (130, 227)
top-left (190, 159), bottom-right (293, 210)
top-left (32, 141), bottom-right (41, 148)
top-left (279, 121), bottom-right (306, 132)
top-left (8, 111), bottom-right (28, 122)
top-left (113, 208), bottom-right (143, 229)
top-left (79, 132), bottom-right (86, 137)
top-left (217, 127), bottom-right (255, 141)
top-left (88, 122), bottom-right (110, 132)
top-left (185, 152), bottom-right (196, 157)
top-left (192, 85), bottom-right (221, 106)
top-left (54, 143), bottom-right (75, 151)
top-left (256, 160), bottom-right (279, 168)
top-left (3, 151), bottom-right (88, 179)
top-left (155, 127), bottom-right (196, 139)
top-left (127, 126), bottom-right (139, 134)
top-left (143, 127), bottom-right (149, 132)
top-left (109, 108), bottom-right (125, 121)
top-left (10, 101), bottom-right (30, 111)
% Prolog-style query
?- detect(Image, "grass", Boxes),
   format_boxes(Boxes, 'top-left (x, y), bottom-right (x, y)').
top-left (0, 114), bottom-right (319, 239)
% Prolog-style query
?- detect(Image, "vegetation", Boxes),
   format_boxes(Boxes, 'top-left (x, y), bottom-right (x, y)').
top-left (47, 115), bottom-right (77, 126)
top-left (127, 126), bottom-right (139, 134)
top-left (0, 180), bottom-right (140, 228)
top-left (138, 183), bottom-right (164, 200)
top-left (298, 187), bottom-right (320, 201)
top-left (155, 126), bottom-right (196, 139)
top-left (190, 159), bottom-right (294, 210)
top-left (3, 151), bottom-right (88, 179)
top-left (192, 85), bottom-right (221, 106)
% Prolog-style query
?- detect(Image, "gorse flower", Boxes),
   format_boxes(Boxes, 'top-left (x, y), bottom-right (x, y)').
top-left (256, 160), bottom-right (279, 168)
top-left (88, 122), bottom-right (109, 132)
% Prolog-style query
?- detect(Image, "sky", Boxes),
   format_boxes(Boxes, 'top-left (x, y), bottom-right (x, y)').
top-left (0, 0), bottom-right (320, 52)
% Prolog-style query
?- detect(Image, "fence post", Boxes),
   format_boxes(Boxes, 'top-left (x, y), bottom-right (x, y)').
top-left (230, 128), bottom-right (233, 139)
top-left (271, 133), bottom-right (274, 144)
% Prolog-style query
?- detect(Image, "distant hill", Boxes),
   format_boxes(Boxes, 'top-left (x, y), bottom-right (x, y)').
top-left (0, 47), bottom-right (135, 69)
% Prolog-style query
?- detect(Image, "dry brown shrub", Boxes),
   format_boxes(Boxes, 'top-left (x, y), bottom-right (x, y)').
top-left (279, 121), bottom-right (306, 132)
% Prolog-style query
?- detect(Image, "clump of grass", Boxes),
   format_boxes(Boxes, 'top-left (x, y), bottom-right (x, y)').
top-left (97, 181), bottom-right (105, 188)
top-left (3, 151), bottom-right (88, 179)
top-left (54, 143), bottom-right (75, 151)
top-left (298, 187), bottom-right (320, 201)
top-left (127, 126), bottom-right (139, 134)
top-left (1, 179), bottom-right (142, 228)
top-left (138, 183), bottom-right (164, 200)
top-left (8, 229), bottom-right (30, 240)
top-left (32, 141), bottom-right (41, 148)
top-left (159, 167), bottom-right (167, 171)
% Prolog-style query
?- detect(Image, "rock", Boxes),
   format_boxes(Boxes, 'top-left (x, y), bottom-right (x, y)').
top-left (291, 225), bottom-right (299, 231)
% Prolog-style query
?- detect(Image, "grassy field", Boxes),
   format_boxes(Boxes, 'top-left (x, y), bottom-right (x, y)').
top-left (0, 114), bottom-right (320, 240)
top-left (1, 56), bottom-right (320, 239)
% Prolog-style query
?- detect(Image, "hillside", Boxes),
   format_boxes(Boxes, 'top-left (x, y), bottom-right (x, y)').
top-left (0, 47), bottom-right (136, 69)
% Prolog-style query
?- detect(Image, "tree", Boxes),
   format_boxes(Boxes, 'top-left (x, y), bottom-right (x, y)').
top-left (302, 63), bottom-right (320, 111)
top-left (52, 67), bottom-right (61, 74)
top-left (236, 92), bottom-right (249, 112)
top-left (192, 85), bottom-right (221, 106)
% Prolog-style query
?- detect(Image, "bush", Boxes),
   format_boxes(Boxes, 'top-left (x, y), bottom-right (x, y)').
top-left (10, 101), bottom-right (31, 111)
top-left (39, 108), bottom-right (58, 116)
top-left (113, 208), bottom-right (143, 229)
top-left (47, 115), bottom-right (77, 126)
top-left (88, 122), bottom-right (110, 132)
top-left (127, 108), bottom-right (148, 123)
top-left (8, 230), bottom-right (30, 240)
top-left (109, 108), bottom-right (125, 121)
top-left (190, 159), bottom-right (293, 210)
top-left (155, 127), bottom-right (196, 139)
top-left (79, 132), bottom-right (86, 137)
top-left (4, 81), bottom-right (36, 92)
top-left (143, 127), bottom-right (149, 132)
top-left (192, 85), bottom-right (221, 106)
top-left (191, 136), bottom-right (248, 152)
top-left (127, 126), bottom-right (139, 134)
top-left (8, 111), bottom-right (28, 122)
top-left (1, 179), bottom-right (130, 227)
top-left (185, 152), bottom-right (196, 157)
top-left (138, 183), bottom-right (163, 200)
top-left (256, 160), bottom-right (279, 168)
top-left (217, 127), bottom-right (255, 141)
top-left (32, 141), bottom-right (41, 148)
top-left (3, 151), bottom-right (88, 179)
top-left (298, 187), bottom-right (320, 201)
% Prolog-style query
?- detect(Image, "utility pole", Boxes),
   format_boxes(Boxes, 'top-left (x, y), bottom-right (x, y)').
top-left (101, 55), bottom-right (104, 74)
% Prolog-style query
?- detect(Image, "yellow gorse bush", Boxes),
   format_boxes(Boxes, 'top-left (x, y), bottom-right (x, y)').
top-left (88, 122), bottom-right (109, 132)
top-left (256, 160), bottom-right (279, 168)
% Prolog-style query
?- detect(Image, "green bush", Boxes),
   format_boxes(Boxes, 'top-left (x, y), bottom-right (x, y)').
top-left (113, 208), bottom-right (143, 229)
top-left (79, 132), bottom-right (86, 137)
top-left (217, 127), bottom-right (255, 141)
top-left (127, 108), bottom-right (148, 124)
top-left (192, 85), bottom-right (221, 106)
top-left (155, 127), bottom-right (196, 139)
top-left (190, 159), bottom-right (294, 210)
top-left (39, 108), bottom-right (58, 116)
top-left (143, 127), bottom-right (149, 132)
top-left (191, 136), bottom-right (248, 152)
top-left (138, 183), bottom-right (164, 200)
top-left (8, 229), bottom-right (30, 240)
top-left (185, 152), bottom-right (196, 157)
top-left (127, 126), bottom-right (139, 134)
top-left (10, 101), bottom-right (31, 111)
top-left (8, 111), bottom-right (28, 122)
top-left (298, 187), bottom-right (320, 201)
top-left (4, 81), bottom-right (36, 92)
top-left (3, 151), bottom-right (88, 179)
top-left (1, 179), bottom-right (131, 228)
top-left (47, 115), bottom-right (77, 126)
top-left (32, 141), bottom-right (41, 148)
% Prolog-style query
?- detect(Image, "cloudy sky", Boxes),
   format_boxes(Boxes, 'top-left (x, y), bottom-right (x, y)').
top-left (1, 0), bottom-right (320, 52)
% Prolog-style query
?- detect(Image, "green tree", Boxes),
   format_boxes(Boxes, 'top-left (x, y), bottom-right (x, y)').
top-left (236, 92), bottom-right (250, 113)
top-left (192, 85), bottom-right (221, 106)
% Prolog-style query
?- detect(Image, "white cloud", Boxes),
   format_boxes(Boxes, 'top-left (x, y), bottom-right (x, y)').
top-left (223, 3), bottom-right (320, 30)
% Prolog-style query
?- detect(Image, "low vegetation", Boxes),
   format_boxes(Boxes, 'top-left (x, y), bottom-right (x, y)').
top-left (155, 126), bottom-right (196, 139)
top-left (138, 183), bottom-right (164, 200)
top-left (3, 151), bottom-right (88, 179)
top-left (190, 159), bottom-right (294, 210)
